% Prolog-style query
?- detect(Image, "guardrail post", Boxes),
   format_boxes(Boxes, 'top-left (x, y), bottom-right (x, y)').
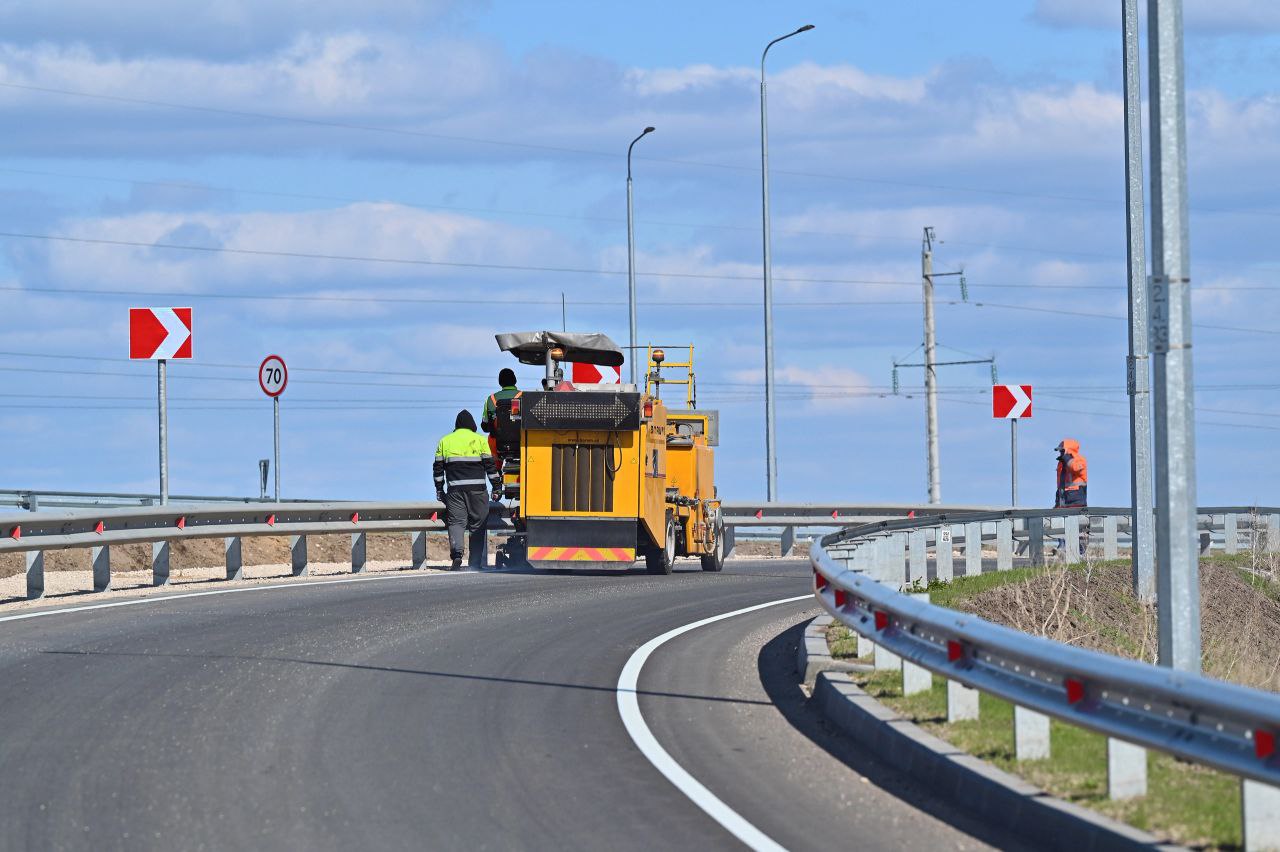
top-left (723, 524), bottom-right (736, 560)
top-left (411, 531), bottom-right (427, 569)
top-left (25, 551), bottom-right (44, 600)
top-left (781, 525), bottom-right (795, 558)
top-left (935, 526), bottom-right (953, 582)
top-left (1243, 780), bottom-right (1280, 852)
top-left (997, 519), bottom-right (1013, 571)
top-left (152, 541), bottom-right (170, 586)
top-left (225, 537), bottom-right (242, 581)
top-left (873, 640), bottom-right (901, 671)
top-left (1014, 706), bottom-right (1050, 760)
top-left (1104, 515), bottom-right (1119, 560)
top-left (1063, 515), bottom-right (1081, 564)
top-left (902, 592), bottom-right (933, 695)
top-left (964, 521), bottom-right (982, 577)
top-left (351, 532), bottom-right (367, 573)
top-left (1225, 513), bottom-right (1239, 555)
top-left (291, 534), bottom-right (307, 577)
top-left (947, 679), bottom-right (978, 722)
top-left (1107, 739), bottom-right (1146, 800)
top-left (1027, 516), bottom-right (1045, 566)
top-left (92, 544), bottom-right (110, 592)
top-left (890, 533), bottom-right (908, 587)
top-left (908, 529), bottom-right (927, 587)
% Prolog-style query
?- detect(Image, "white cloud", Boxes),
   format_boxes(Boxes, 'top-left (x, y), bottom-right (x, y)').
top-left (0, 0), bottom-right (467, 58)
top-left (24, 203), bottom-right (564, 293)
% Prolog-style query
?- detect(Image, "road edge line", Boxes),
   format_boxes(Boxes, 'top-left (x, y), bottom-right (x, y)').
top-left (0, 570), bottom-right (466, 626)
top-left (615, 594), bottom-right (810, 852)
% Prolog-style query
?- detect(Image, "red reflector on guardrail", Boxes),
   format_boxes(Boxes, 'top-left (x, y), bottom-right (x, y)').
top-left (175, 516), bottom-right (186, 530)
top-left (1065, 678), bottom-right (1085, 704)
top-left (1256, 729), bottom-right (1276, 760)
top-left (351, 512), bottom-right (360, 524)
top-left (814, 570), bottom-right (827, 590)
top-left (948, 640), bottom-right (964, 662)
top-left (9, 525), bottom-right (19, 540)
top-left (94, 521), bottom-right (104, 535)
top-left (266, 514), bottom-right (276, 526)
top-left (430, 511), bottom-right (438, 521)
top-left (833, 589), bottom-right (847, 607)
top-left (874, 611), bottom-right (889, 631)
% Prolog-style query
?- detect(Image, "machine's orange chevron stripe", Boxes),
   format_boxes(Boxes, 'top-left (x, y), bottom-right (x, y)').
top-left (529, 546), bottom-right (635, 561)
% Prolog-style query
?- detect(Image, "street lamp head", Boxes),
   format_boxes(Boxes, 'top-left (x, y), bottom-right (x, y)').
top-left (643, 126), bottom-right (655, 134)
top-left (796, 24), bottom-right (815, 32)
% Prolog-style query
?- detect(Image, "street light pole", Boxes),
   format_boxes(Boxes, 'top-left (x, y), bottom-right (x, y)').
top-left (760, 23), bottom-right (814, 502)
top-left (1148, 0), bottom-right (1200, 673)
top-left (626, 126), bottom-right (655, 387)
top-left (1122, 0), bottom-right (1156, 602)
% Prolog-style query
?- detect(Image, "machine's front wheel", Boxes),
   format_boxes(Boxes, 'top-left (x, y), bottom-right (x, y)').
top-left (700, 513), bottom-right (725, 572)
top-left (646, 514), bottom-right (676, 575)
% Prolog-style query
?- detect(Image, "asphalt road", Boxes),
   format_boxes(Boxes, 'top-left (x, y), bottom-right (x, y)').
top-left (0, 559), bottom-right (1021, 850)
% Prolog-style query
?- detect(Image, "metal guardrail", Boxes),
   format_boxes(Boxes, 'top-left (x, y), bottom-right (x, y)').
top-left (0, 488), bottom-right (331, 511)
top-left (0, 502), bottom-right (456, 599)
top-left (0, 499), bottom-right (998, 601)
top-left (810, 506), bottom-right (1280, 789)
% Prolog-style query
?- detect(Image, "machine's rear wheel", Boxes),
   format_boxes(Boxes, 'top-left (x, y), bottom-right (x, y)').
top-left (646, 514), bottom-right (676, 575)
top-left (700, 513), bottom-right (725, 572)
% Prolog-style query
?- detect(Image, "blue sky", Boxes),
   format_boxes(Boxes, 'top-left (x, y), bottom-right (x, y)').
top-left (1, 0), bottom-right (1279, 506)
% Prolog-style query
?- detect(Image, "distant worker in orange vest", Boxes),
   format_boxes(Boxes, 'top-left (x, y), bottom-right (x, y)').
top-left (1054, 438), bottom-right (1088, 508)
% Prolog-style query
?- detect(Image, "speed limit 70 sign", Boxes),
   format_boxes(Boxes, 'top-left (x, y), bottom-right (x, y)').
top-left (259, 355), bottom-right (288, 398)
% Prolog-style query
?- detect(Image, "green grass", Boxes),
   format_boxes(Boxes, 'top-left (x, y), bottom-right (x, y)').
top-left (852, 668), bottom-right (1241, 848)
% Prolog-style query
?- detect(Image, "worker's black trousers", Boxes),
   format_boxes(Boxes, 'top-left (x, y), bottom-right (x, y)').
top-left (446, 489), bottom-right (489, 568)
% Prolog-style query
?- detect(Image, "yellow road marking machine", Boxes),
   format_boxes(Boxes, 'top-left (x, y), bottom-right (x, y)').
top-left (494, 331), bottom-right (723, 573)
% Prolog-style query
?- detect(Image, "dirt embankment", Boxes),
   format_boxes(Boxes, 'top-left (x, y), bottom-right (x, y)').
top-left (957, 558), bottom-right (1280, 692)
top-left (0, 533), bottom-right (455, 579)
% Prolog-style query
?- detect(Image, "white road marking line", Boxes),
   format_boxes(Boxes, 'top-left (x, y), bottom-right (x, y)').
top-left (616, 594), bottom-right (812, 852)
top-left (0, 571), bottom-right (466, 626)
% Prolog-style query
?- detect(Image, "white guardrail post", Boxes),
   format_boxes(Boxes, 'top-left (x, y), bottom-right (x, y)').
top-left (225, 537), bottom-right (242, 581)
top-left (810, 506), bottom-right (1280, 849)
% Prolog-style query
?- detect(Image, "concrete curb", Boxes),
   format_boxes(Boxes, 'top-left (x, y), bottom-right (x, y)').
top-left (795, 614), bottom-right (872, 687)
top-left (801, 618), bottom-right (1182, 852)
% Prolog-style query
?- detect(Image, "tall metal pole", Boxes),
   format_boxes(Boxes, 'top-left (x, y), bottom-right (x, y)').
top-left (273, 395), bottom-right (281, 502)
top-left (157, 358), bottom-right (169, 505)
top-left (1148, 0), bottom-right (1200, 673)
top-left (760, 24), bottom-right (813, 502)
top-left (922, 227), bottom-right (941, 504)
top-left (626, 126), bottom-right (654, 387)
top-left (1123, 0), bottom-right (1156, 602)
top-left (1011, 418), bottom-right (1018, 506)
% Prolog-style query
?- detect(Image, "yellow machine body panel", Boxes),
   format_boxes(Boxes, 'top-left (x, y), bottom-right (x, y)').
top-left (516, 392), bottom-right (670, 567)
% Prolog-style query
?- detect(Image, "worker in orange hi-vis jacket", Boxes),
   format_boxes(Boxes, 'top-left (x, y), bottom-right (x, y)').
top-left (1054, 438), bottom-right (1088, 508)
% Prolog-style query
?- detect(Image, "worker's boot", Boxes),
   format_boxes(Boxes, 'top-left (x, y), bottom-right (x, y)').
top-left (450, 556), bottom-right (462, 570)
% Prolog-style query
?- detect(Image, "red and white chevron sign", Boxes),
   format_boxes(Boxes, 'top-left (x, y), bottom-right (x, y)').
top-left (571, 362), bottom-right (620, 384)
top-left (992, 384), bottom-right (1032, 419)
top-left (129, 308), bottom-right (193, 360)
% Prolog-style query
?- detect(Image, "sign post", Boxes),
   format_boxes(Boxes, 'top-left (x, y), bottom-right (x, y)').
top-left (993, 384), bottom-right (1032, 506)
top-left (258, 355), bottom-right (288, 501)
top-left (129, 308), bottom-right (193, 504)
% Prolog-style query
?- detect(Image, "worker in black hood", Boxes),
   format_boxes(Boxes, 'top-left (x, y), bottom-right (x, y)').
top-left (433, 410), bottom-right (501, 569)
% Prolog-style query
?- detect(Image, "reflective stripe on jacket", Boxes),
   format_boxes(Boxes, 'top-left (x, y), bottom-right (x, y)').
top-left (482, 386), bottom-right (521, 427)
top-left (433, 428), bottom-right (500, 492)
